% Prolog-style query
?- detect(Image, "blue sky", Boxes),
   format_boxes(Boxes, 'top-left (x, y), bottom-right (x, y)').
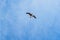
top-left (0, 0), bottom-right (60, 40)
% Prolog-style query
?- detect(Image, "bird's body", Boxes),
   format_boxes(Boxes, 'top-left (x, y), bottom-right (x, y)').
top-left (26, 12), bottom-right (36, 19)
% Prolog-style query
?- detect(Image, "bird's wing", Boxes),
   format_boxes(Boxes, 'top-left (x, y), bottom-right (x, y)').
top-left (26, 12), bottom-right (30, 14)
top-left (32, 15), bottom-right (36, 19)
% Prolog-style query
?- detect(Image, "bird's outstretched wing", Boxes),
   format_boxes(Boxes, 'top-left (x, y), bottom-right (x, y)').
top-left (26, 12), bottom-right (30, 14)
top-left (26, 12), bottom-right (32, 16)
top-left (32, 15), bottom-right (36, 19)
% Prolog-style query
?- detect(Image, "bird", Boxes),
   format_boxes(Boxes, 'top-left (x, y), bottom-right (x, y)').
top-left (26, 12), bottom-right (36, 19)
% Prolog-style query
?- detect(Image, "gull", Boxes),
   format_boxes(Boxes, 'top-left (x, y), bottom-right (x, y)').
top-left (26, 12), bottom-right (36, 19)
